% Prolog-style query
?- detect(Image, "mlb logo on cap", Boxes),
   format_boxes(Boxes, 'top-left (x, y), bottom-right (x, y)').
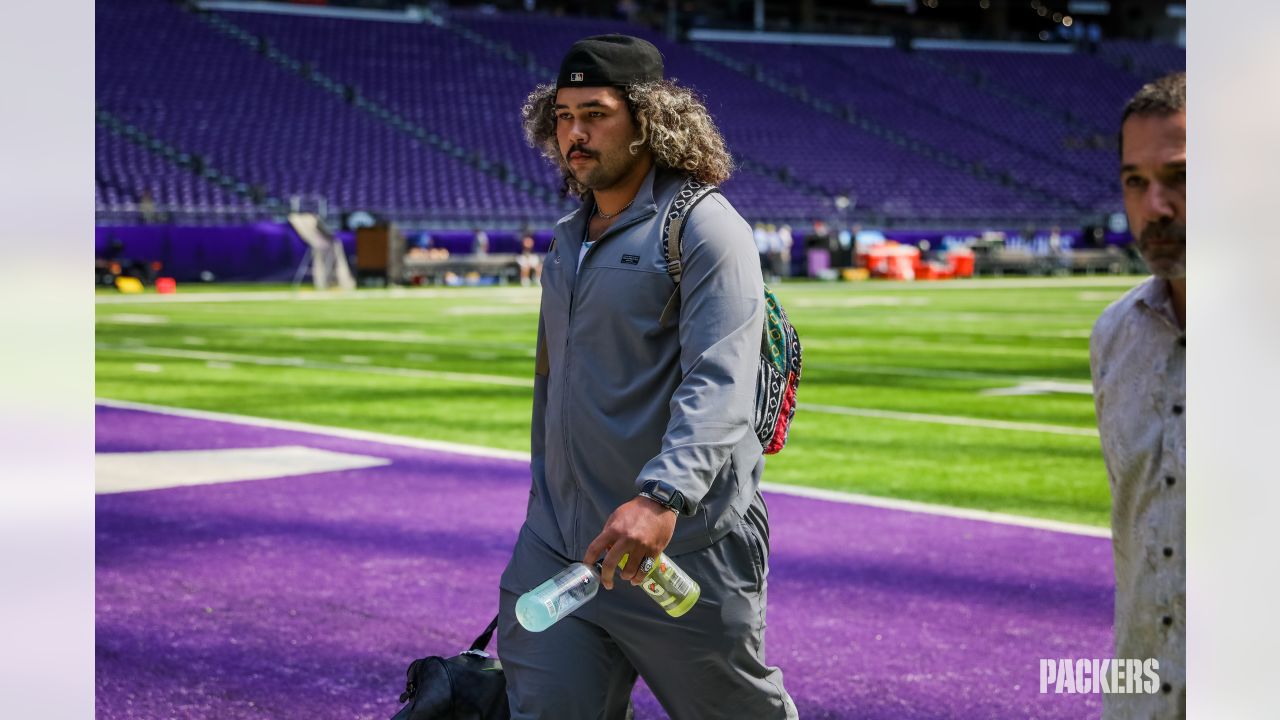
top-left (556, 35), bottom-right (664, 90)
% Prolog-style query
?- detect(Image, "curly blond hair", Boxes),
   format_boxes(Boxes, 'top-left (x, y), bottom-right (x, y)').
top-left (522, 80), bottom-right (734, 197)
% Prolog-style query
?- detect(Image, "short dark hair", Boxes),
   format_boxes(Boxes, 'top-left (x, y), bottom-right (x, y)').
top-left (1119, 71), bottom-right (1185, 157)
top-left (1122, 71), bottom-right (1186, 125)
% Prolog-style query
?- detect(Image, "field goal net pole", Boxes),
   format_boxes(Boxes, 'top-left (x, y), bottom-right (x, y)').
top-left (287, 199), bottom-right (355, 291)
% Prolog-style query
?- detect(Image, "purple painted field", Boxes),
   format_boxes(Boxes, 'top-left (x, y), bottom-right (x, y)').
top-left (96, 404), bottom-right (1111, 718)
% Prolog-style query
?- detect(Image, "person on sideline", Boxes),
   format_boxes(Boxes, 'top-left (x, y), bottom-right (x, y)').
top-left (495, 34), bottom-right (797, 720)
top-left (1090, 71), bottom-right (1186, 719)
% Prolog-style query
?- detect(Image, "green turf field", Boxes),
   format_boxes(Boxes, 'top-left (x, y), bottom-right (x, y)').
top-left (96, 277), bottom-right (1139, 526)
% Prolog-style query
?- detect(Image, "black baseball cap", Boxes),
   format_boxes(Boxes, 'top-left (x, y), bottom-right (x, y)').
top-left (556, 34), bottom-right (664, 90)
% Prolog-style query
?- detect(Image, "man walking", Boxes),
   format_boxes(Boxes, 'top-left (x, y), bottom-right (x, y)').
top-left (496, 34), bottom-right (797, 719)
top-left (1090, 71), bottom-right (1186, 718)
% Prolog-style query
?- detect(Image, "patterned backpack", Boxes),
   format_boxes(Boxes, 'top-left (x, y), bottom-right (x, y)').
top-left (657, 178), bottom-right (803, 455)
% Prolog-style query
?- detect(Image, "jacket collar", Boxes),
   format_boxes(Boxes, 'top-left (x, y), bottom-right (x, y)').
top-left (555, 163), bottom-right (667, 256)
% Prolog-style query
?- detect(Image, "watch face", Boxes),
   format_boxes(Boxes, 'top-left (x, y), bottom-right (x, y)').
top-left (642, 482), bottom-right (683, 512)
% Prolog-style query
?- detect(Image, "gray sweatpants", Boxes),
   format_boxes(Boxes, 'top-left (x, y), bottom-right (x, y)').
top-left (497, 496), bottom-right (797, 720)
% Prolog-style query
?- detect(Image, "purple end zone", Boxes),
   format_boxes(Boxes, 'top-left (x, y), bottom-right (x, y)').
top-left (96, 405), bottom-right (1112, 719)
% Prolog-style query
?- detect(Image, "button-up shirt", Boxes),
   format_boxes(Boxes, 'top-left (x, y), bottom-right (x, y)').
top-left (1090, 276), bottom-right (1186, 719)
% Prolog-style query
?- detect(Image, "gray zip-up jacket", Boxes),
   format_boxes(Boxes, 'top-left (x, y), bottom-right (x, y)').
top-left (526, 165), bottom-right (766, 560)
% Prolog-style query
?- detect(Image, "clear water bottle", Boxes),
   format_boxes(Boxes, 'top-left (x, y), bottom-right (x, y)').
top-left (515, 562), bottom-right (600, 632)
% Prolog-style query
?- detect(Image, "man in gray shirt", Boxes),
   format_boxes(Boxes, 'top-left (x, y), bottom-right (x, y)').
top-left (1090, 72), bottom-right (1186, 718)
top-left (495, 35), bottom-right (796, 719)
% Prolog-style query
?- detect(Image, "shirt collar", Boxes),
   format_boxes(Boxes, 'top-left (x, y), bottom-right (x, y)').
top-left (1135, 276), bottom-right (1184, 335)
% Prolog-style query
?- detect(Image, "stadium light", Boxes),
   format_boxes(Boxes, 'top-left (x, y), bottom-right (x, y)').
top-left (1063, 15), bottom-right (1073, 26)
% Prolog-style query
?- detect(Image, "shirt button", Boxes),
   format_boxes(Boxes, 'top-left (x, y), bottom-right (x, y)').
top-left (1163, 547), bottom-right (1174, 558)
top-left (1165, 476), bottom-right (1176, 487)
top-left (1162, 615), bottom-right (1173, 626)
top-left (1161, 682), bottom-right (1172, 694)
top-left (1172, 404), bottom-right (1184, 415)
top-left (1178, 336), bottom-right (1185, 347)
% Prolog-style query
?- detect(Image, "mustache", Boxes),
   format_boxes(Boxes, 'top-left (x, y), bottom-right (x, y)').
top-left (1139, 220), bottom-right (1185, 245)
top-left (565, 144), bottom-right (596, 161)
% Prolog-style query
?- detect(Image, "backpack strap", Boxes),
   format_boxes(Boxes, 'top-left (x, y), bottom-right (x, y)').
top-left (658, 178), bottom-right (720, 327)
top-left (535, 333), bottom-right (550, 376)
top-left (534, 237), bottom-right (555, 377)
top-left (468, 613), bottom-right (500, 653)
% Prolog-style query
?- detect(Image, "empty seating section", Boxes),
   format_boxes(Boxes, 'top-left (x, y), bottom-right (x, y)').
top-left (94, 1), bottom-right (1184, 226)
top-left (218, 11), bottom-right (569, 211)
top-left (1097, 40), bottom-right (1186, 80)
top-left (96, 124), bottom-right (250, 215)
top-left (718, 43), bottom-right (1116, 211)
top-left (927, 50), bottom-right (1144, 146)
top-left (97, 0), bottom-right (560, 223)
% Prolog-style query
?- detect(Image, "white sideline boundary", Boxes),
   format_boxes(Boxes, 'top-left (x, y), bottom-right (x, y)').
top-left (755, 483), bottom-right (1109, 538)
top-left (96, 398), bottom-right (1109, 538)
top-left (96, 397), bottom-right (530, 462)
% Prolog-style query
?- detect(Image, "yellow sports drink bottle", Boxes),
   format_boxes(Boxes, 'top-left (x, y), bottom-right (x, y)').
top-left (615, 552), bottom-right (701, 618)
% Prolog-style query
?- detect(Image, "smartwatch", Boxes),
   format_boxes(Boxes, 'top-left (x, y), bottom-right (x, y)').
top-left (637, 479), bottom-right (687, 516)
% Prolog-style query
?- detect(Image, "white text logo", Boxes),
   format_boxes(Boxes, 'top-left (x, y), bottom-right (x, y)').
top-left (1038, 658), bottom-right (1159, 694)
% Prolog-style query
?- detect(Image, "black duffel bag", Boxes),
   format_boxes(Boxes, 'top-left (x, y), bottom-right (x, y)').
top-left (391, 614), bottom-right (509, 720)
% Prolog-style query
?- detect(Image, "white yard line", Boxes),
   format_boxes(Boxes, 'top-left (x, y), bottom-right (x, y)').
top-left (788, 296), bottom-right (931, 308)
top-left (790, 276), bottom-right (1141, 291)
top-left (803, 403), bottom-right (1099, 437)
top-left (94, 398), bottom-right (1109, 537)
top-left (95, 286), bottom-right (541, 305)
top-left (802, 362), bottom-right (1081, 385)
top-left (96, 344), bottom-right (534, 388)
top-left (96, 324), bottom-right (532, 351)
top-left (284, 328), bottom-right (451, 344)
top-left (99, 313), bottom-right (171, 324)
top-left (979, 381), bottom-right (1095, 397)
top-left (802, 338), bottom-right (1089, 359)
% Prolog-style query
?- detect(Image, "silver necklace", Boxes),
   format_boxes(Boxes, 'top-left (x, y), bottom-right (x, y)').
top-left (594, 198), bottom-right (634, 220)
